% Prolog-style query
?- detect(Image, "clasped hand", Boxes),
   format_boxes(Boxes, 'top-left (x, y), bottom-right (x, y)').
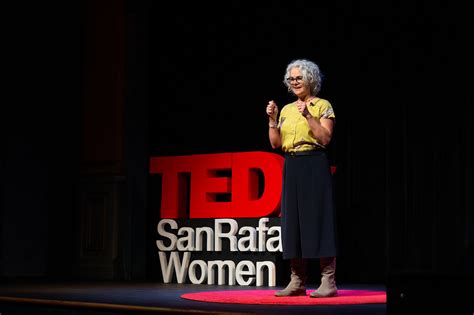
top-left (296, 100), bottom-right (311, 117)
top-left (266, 100), bottom-right (278, 121)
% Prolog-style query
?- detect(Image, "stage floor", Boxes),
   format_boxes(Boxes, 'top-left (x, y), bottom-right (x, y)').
top-left (0, 280), bottom-right (386, 315)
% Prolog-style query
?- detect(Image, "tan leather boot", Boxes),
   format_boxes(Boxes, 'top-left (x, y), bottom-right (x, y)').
top-left (310, 257), bottom-right (337, 298)
top-left (275, 258), bottom-right (307, 297)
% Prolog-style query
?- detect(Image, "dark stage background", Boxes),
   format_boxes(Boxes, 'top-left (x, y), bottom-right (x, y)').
top-left (2, 0), bottom-right (473, 312)
top-left (147, 0), bottom-right (473, 285)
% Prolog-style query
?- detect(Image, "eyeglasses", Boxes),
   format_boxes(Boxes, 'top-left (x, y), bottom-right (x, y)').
top-left (286, 76), bottom-right (304, 83)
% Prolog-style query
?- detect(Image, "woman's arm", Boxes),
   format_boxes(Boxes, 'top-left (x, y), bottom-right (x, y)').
top-left (305, 114), bottom-right (334, 146)
top-left (266, 100), bottom-right (282, 149)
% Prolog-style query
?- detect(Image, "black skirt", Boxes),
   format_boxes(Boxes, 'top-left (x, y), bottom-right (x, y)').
top-left (280, 151), bottom-right (338, 259)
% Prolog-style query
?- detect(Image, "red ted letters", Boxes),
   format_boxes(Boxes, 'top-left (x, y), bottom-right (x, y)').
top-left (149, 152), bottom-right (284, 218)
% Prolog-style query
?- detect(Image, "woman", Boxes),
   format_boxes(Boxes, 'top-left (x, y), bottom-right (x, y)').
top-left (266, 59), bottom-right (337, 298)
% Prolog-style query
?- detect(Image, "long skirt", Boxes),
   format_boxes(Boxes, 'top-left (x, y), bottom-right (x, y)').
top-left (280, 151), bottom-right (338, 259)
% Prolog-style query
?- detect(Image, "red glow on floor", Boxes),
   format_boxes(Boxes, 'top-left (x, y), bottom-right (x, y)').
top-left (181, 289), bottom-right (386, 305)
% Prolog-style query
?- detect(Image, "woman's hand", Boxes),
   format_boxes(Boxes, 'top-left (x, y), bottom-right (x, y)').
top-left (266, 100), bottom-right (278, 121)
top-left (296, 100), bottom-right (311, 117)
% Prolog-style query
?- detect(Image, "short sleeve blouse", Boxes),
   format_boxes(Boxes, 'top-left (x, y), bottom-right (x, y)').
top-left (278, 98), bottom-right (335, 152)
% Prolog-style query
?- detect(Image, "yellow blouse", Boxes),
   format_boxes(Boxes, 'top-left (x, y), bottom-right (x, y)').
top-left (278, 98), bottom-right (335, 152)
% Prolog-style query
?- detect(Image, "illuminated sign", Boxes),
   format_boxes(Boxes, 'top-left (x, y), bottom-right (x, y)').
top-left (150, 151), bottom-right (284, 218)
top-left (149, 151), bottom-right (335, 286)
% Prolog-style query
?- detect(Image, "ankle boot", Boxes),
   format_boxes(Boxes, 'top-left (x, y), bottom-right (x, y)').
top-left (310, 257), bottom-right (337, 298)
top-left (275, 258), bottom-right (307, 297)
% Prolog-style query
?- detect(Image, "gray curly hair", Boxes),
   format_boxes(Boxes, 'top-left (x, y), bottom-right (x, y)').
top-left (283, 59), bottom-right (323, 96)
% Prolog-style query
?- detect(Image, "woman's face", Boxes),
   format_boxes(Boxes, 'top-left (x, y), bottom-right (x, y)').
top-left (288, 67), bottom-right (311, 99)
